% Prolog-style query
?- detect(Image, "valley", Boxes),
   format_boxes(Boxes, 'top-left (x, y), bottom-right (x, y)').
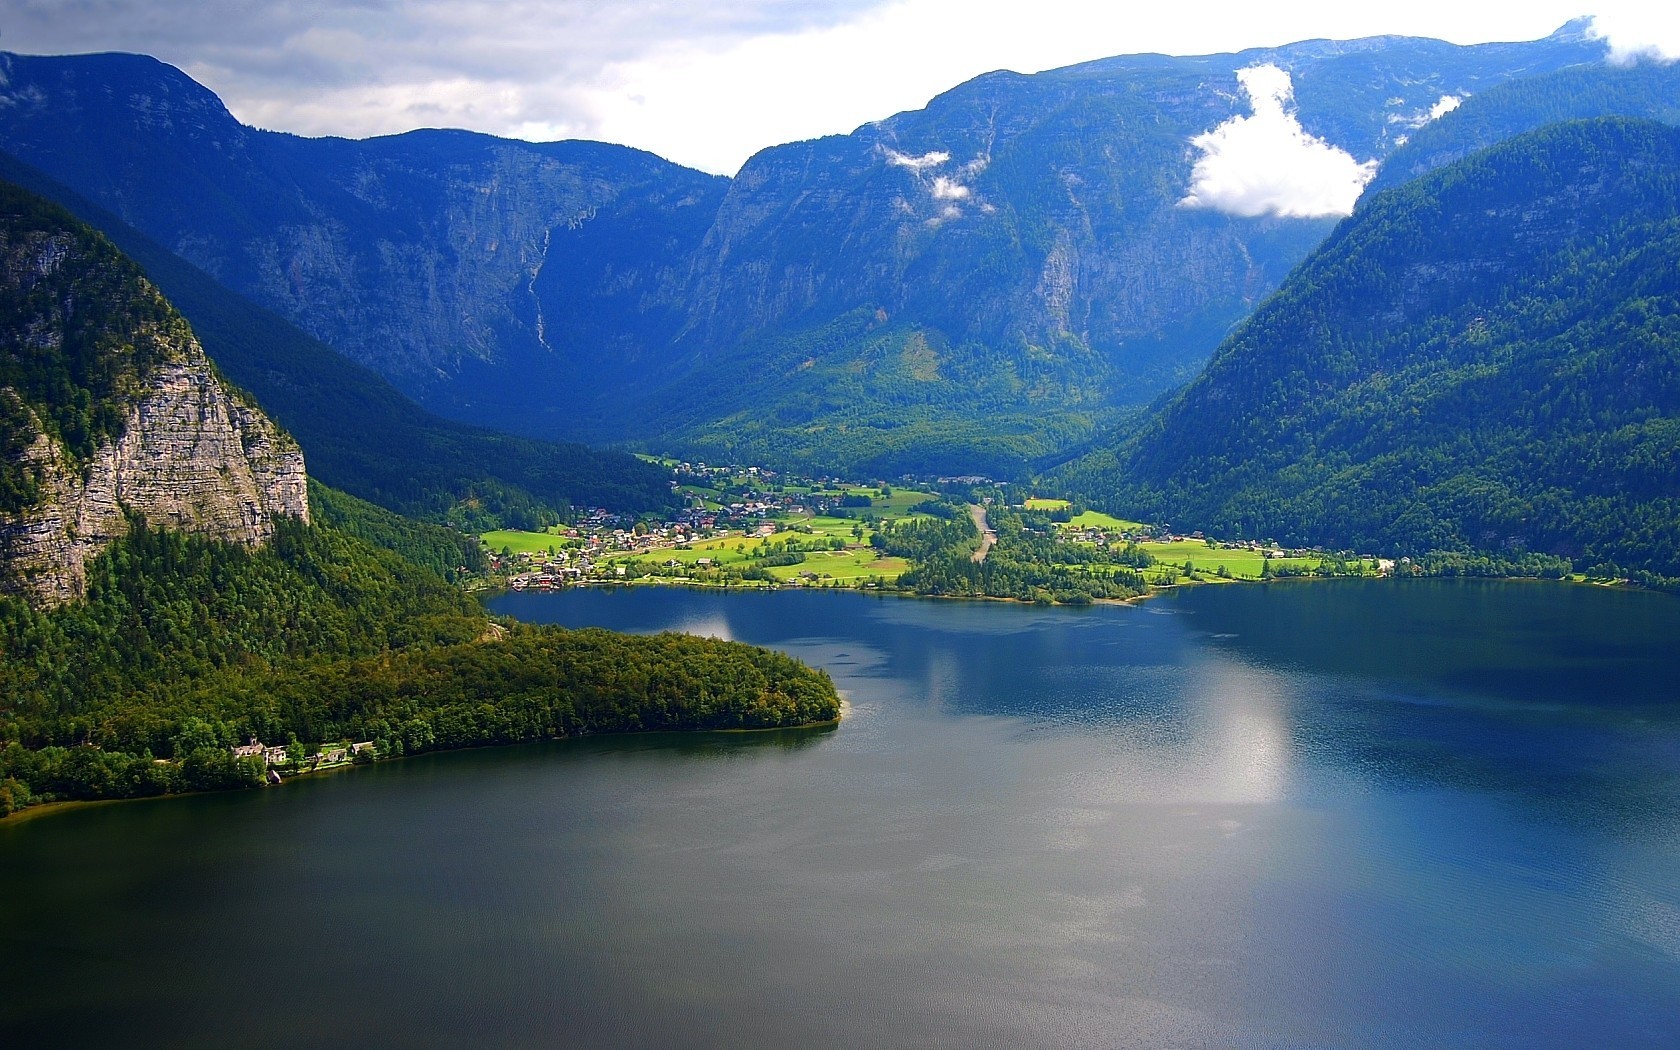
top-left (478, 459), bottom-right (1392, 599)
top-left (3, 9), bottom-right (1680, 1045)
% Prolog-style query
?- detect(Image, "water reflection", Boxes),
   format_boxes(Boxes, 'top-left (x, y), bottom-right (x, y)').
top-left (670, 611), bottom-right (734, 641)
top-left (1187, 660), bottom-right (1294, 805)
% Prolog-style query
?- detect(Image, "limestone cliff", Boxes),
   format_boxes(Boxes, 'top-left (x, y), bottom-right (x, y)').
top-left (0, 183), bottom-right (308, 607)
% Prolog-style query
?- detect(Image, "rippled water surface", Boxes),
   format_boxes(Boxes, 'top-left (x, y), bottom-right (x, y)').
top-left (4, 581), bottom-right (1679, 1047)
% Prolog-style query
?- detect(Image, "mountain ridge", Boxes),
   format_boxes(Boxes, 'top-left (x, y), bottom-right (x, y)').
top-left (0, 29), bottom-right (1617, 475)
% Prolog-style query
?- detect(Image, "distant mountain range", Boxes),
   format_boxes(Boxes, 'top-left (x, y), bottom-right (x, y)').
top-left (1054, 118), bottom-right (1680, 580)
top-left (0, 24), bottom-right (1643, 476)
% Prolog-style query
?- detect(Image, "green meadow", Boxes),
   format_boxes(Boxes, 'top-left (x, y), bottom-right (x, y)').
top-left (1065, 510), bottom-right (1147, 531)
top-left (1134, 540), bottom-right (1360, 581)
top-left (481, 528), bottom-right (572, 557)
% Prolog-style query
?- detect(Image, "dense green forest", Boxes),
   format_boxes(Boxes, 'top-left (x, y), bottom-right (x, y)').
top-left (308, 481), bottom-right (488, 583)
top-left (0, 156), bottom-right (674, 525)
top-left (1056, 119), bottom-right (1680, 584)
top-left (655, 310), bottom-right (1104, 480)
top-left (0, 509), bottom-right (839, 816)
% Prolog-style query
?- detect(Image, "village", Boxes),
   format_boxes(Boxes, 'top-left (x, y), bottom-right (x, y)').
top-left (481, 460), bottom-right (1371, 593)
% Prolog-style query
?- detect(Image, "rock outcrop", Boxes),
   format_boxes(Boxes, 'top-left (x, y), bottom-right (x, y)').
top-left (1, 186), bottom-right (308, 607)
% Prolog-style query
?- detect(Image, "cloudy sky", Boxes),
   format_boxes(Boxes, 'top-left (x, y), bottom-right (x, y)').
top-left (3, 1), bottom-right (1677, 175)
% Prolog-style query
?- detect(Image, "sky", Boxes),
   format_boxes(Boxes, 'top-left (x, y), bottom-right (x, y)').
top-left (2, 1), bottom-right (1678, 177)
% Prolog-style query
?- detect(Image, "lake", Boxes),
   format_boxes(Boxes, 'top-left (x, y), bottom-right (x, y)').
top-left (4, 580), bottom-right (1679, 1047)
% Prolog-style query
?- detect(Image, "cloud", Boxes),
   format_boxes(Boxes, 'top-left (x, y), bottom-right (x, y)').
top-left (1387, 93), bottom-right (1463, 122)
top-left (930, 176), bottom-right (970, 200)
top-left (1178, 64), bottom-right (1377, 219)
top-left (882, 147), bottom-right (975, 208)
top-left (1590, 9), bottom-right (1680, 65)
top-left (885, 148), bottom-right (951, 170)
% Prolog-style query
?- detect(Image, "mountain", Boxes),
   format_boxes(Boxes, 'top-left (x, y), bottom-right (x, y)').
top-left (0, 29), bottom-right (1611, 476)
top-left (0, 51), bottom-right (729, 395)
top-left (652, 27), bottom-right (1608, 473)
top-left (0, 180), bottom-right (307, 605)
top-left (1367, 57), bottom-right (1680, 196)
top-left (1054, 119), bottom-right (1680, 579)
top-left (0, 154), bottom-right (674, 523)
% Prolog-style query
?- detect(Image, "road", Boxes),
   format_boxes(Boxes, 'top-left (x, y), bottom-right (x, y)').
top-left (969, 504), bottom-right (997, 563)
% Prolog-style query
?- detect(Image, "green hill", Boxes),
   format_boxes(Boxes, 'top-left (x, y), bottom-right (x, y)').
top-left (1056, 119), bottom-right (1680, 581)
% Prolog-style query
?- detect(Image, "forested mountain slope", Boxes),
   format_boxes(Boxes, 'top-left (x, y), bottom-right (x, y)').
top-left (1367, 59), bottom-right (1680, 196)
top-left (1056, 119), bottom-right (1680, 580)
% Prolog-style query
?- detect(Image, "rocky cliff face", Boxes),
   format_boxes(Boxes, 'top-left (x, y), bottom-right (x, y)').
top-left (0, 187), bottom-right (308, 607)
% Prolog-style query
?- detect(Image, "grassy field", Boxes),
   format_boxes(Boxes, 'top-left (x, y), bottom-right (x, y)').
top-left (1065, 510), bottom-right (1148, 531)
top-left (764, 550), bottom-right (909, 583)
top-left (607, 536), bottom-right (909, 583)
top-left (1023, 497), bottom-right (1071, 511)
top-left (615, 534), bottom-right (765, 568)
top-left (806, 487), bottom-right (936, 518)
top-left (481, 528), bottom-right (572, 556)
top-left (1136, 540), bottom-right (1348, 580)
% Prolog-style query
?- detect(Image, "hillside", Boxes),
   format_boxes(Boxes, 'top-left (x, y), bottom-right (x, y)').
top-left (0, 156), bottom-right (673, 523)
top-left (0, 29), bottom-right (1611, 475)
top-left (1055, 119), bottom-right (1680, 580)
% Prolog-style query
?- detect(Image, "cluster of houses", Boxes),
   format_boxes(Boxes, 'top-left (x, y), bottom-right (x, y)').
top-left (231, 737), bottom-right (375, 775)
top-left (494, 465), bottom-right (896, 590)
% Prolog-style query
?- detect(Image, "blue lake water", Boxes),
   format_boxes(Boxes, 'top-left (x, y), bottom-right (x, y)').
top-left (4, 580), bottom-right (1679, 1046)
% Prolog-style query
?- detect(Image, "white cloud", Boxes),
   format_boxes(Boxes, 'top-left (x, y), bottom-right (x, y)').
top-left (1391, 91), bottom-right (1458, 127)
top-left (930, 176), bottom-right (970, 200)
top-left (1590, 9), bottom-right (1680, 65)
top-left (884, 148), bottom-right (951, 170)
top-left (1178, 64), bottom-right (1377, 219)
top-left (882, 147), bottom-right (976, 209)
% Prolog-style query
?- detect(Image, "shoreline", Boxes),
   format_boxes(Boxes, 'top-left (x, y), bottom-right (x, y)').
top-left (486, 565), bottom-right (1652, 610)
top-left (0, 713), bottom-right (845, 827)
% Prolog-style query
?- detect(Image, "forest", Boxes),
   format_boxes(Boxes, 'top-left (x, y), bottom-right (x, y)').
top-left (875, 502), bottom-right (1151, 604)
top-left (0, 505), bottom-right (838, 816)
